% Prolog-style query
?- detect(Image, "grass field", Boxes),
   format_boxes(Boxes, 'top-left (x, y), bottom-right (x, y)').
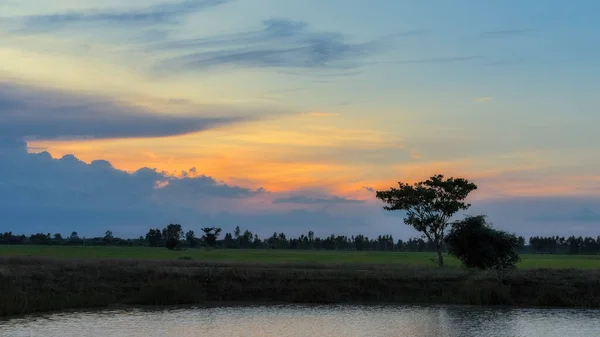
top-left (1, 245), bottom-right (600, 269)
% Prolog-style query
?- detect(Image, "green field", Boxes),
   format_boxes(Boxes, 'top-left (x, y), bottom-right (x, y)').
top-left (2, 245), bottom-right (600, 269)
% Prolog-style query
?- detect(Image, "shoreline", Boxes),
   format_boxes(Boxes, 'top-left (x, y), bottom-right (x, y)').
top-left (2, 257), bottom-right (599, 317)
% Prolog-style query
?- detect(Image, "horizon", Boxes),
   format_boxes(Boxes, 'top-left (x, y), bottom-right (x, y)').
top-left (1, 0), bottom-right (600, 239)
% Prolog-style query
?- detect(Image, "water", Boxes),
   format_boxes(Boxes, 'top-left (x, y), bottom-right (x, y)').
top-left (1, 305), bottom-right (599, 337)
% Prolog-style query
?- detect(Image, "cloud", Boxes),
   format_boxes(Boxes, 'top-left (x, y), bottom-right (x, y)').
top-left (363, 186), bottom-right (375, 193)
top-left (168, 98), bottom-right (193, 105)
top-left (474, 96), bottom-right (493, 103)
top-left (394, 56), bottom-right (482, 64)
top-left (470, 196), bottom-right (600, 237)
top-left (2, 139), bottom-right (600, 239)
top-left (160, 175), bottom-right (263, 199)
top-left (273, 196), bottom-right (364, 205)
top-left (478, 29), bottom-right (531, 39)
top-left (152, 18), bottom-right (383, 73)
top-left (308, 112), bottom-right (341, 117)
top-left (531, 207), bottom-right (600, 223)
top-left (0, 81), bottom-right (260, 140)
top-left (5, 0), bottom-right (230, 32)
top-left (0, 138), bottom-right (378, 237)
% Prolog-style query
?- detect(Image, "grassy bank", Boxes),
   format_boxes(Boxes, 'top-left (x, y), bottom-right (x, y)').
top-left (2, 245), bottom-right (600, 269)
top-left (1, 256), bottom-right (600, 317)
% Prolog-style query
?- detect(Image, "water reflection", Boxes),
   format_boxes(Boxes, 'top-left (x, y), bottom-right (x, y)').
top-left (1, 304), bottom-right (599, 337)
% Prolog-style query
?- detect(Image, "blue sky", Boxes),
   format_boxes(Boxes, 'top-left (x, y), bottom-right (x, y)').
top-left (1, 0), bottom-right (599, 238)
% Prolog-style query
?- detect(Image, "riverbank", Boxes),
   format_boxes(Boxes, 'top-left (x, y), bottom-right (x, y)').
top-left (1, 256), bottom-right (599, 316)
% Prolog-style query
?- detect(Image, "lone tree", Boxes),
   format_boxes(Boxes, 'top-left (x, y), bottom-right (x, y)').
top-left (201, 227), bottom-right (222, 248)
top-left (445, 215), bottom-right (520, 271)
top-left (376, 174), bottom-right (477, 267)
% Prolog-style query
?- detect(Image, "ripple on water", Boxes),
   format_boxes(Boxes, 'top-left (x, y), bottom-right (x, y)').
top-left (1, 304), bottom-right (599, 337)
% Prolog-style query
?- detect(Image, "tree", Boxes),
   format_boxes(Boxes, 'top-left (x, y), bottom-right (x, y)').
top-left (162, 224), bottom-right (183, 250)
top-left (223, 233), bottom-right (234, 248)
top-left (104, 230), bottom-right (114, 244)
top-left (162, 224), bottom-right (183, 241)
top-left (165, 237), bottom-right (178, 250)
top-left (201, 227), bottom-right (222, 248)
top-left (186, 230), bottom-right (198, 248)
top-left (376, 174), bottom-right (477, 267)
top-left (445, 215), bottom-right (520, 271)
top-left (145, 229), bottom-right (162, 247)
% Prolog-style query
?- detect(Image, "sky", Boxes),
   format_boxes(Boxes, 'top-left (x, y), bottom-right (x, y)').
top-left (1, 0), bottom-right (600, 239)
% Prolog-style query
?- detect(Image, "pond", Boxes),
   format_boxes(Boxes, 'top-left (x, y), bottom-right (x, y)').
top-left (2, 304), bottom-right (599, 337)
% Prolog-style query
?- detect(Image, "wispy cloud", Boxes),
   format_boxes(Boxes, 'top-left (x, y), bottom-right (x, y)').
top-left (273, 195), bottom-right (364, 205)
top-left (394, 56), bottom-right (482, 64)
top-left (4, 0), bottom-right (230, 32)
top-left (151, 19), bottom-right (404, 74)
top-left (478, 29), bottom-right (531, 39)
top-left (0, 81), bottom-right (260, 140)
top-left (309, 112), bottom-right (341, 117)
top-left (474, 96), bottom-right (493, 103)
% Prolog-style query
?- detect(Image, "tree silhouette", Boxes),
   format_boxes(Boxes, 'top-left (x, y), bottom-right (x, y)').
top-left (165, 237), bottom-right (178, 250)
top-left (446, 215), bottom-right (520, 271)
top-left (104, 230), bottom-right (113, 244)
top-left (201, 227), bottom-right (222, 248)
top-left (376, 174), bottom-right (477, 267)
top-left (186, 230), bottom-right (198, 248)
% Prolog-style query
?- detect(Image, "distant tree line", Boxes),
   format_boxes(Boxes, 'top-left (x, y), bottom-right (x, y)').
top-left (2, 227), bottom-right (600, 254)
top-left (528, 236), bottom-right (600, 255)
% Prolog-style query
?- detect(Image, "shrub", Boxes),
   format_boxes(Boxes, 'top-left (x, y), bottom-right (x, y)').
top-left (446, 215), bottom-right (520, 271)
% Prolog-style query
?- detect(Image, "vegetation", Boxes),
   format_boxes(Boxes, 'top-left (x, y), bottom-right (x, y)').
top-left (2, 173), bottom-right (599, 317)
top-left (1, 256), bottom-right (600, 317)
top-left (201, 227), bottom-right (222, 248)
top-left (446, 215), bottom-right (520, 271)
top-left (3, 229), bottom-right (600, 255)
top-left (376, 174), bottom-right (478, 267)
top-left (2, 246), bottom-right (600, 269)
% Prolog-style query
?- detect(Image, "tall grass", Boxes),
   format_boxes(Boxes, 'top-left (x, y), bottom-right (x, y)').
top-left (1, 256), bottom-right (599, 317)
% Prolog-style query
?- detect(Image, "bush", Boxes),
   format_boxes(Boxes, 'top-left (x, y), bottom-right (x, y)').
top-left (445, 215), bottom-right (520, 271)
top-left (165, 238), bottom-right (178, 250)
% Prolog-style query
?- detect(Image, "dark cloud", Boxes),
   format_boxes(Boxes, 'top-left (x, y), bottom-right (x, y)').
top-left (0, 138), bottom-right (376, 238)
top-left (1, 140), bottom-right (599, 239)
top-left (160, 176), bottom-right (263, 199)
top-left (0, 82), bottom-right (256, 140)
top-left (528, 206), bottom-right (600, 223)
top-left (6, 0), bottom-right (230, 32)
top-left (151, 18), bottom-right (394, 73)
top-left (363, 186), bottom-right (375, 193)
top-left (470, 196), bottom-right (600, 237)
top-left (273, 196), bottom-right (364, 205)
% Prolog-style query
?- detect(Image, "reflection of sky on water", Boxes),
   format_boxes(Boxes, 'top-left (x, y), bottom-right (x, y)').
top-left (2, 305), bottom-right (599, 337)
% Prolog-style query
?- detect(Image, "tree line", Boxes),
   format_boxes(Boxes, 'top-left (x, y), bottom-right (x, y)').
top-left (2, 228), bottom-right (600, 255)
top-left (2, 174), bottom-right (598, 270)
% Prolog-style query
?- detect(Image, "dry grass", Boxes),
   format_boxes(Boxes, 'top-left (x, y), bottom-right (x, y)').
top-left (1, 256), bottom-right (599, 317)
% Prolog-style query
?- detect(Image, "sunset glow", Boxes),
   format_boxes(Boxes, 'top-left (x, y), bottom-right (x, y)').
top-left (2, 0), bottom-right (600, 238)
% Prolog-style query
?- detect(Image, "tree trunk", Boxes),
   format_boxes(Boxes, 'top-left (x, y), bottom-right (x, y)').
top-left (436, 244), bottom-right (444, 267)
